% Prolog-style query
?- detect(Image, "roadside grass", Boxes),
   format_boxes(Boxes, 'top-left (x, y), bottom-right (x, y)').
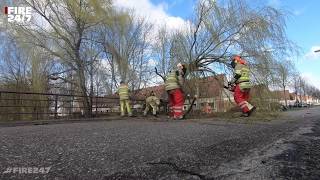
top-left (186, 108), bottom-right (282, 123)
top-left (187, 106), bottom-right (317, 123)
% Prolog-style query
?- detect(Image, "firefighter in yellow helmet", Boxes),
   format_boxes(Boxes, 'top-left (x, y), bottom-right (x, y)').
top-left (118, 81), bottom-right (132, 117)
top-left (230, 55), bottom-right (256, 117)
top-left (143, 91), bottom-right (160, 117)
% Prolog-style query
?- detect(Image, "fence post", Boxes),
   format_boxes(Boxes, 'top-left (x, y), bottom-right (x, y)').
top-left (70, 95), bottom-right (74, 118)
top-left (34, 106), bottom-right (38, 120)
top-left (95, 96), bottom-right (98, 116)
top-left (90, 95), bottom-right (93, 117)
top-left (54, 95), bottom-right (58, 119)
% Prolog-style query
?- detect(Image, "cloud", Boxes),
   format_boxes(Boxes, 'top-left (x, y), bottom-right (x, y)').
top-left (304, 46), bottom-right (320, 60)
top-left (301, 72), bottom-right (320, 89)
top-left (113, 0), bottom-right (188, 31)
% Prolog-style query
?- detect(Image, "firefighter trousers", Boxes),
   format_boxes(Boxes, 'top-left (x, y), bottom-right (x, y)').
top-left (168, 88), bottom-right (184, 118)
top-left (120, 99), bottom-right (132, 116)
top-left (234, 84), bottom-right (254, 113)
top-left (144, 103), bottom-right (158, 115)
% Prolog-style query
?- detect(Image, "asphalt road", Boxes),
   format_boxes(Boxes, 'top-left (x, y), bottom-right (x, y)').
top-left (0, 107), bottom-right (320, 180)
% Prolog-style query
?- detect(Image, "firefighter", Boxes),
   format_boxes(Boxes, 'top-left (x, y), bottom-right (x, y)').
top-left (230, 55), bottom-right (256, 117)
top-left (143, 91), bottom-right (160, 117)
top-left (118, 81), bottom-right (132, 117)
top-left (165, 63), bottom-right (187, 120)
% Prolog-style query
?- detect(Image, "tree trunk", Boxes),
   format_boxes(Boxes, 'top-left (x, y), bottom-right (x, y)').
top-left (283, 85), bottom-right (287, 107)
top-left (77, 68), bottom-right (91, 117)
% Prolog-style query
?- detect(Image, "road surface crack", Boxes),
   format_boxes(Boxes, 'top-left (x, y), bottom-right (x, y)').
top-left (147, 161), bottom-right (206, 180)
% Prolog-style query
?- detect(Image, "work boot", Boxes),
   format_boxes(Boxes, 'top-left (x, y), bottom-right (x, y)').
top-left (248, 106), bottom-right (256, 117)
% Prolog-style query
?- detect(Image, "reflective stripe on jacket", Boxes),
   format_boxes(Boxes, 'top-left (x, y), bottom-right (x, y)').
top-left (239, 81), bottom-right (252, 90)
top-left (165, 72), bottom-right (180, 91)
top-left (235, 63), bottom-right (250, 83)
top-left (118, 84), bottom-right (129, 100)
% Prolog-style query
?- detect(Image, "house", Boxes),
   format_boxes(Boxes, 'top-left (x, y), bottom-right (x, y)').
top-left (132, 74), bottom-right (235, 113)
top-left (91, 94), bottom-right (120, 113)
top-left (183, 74), bottom-right (234, 112)
top-left (133, 85), bottom-right (167, 100)
top-left (268, 89), bottom-right (319, 106)
top-left (91, 92), bottom-right (147, 114)
top-left (132, 85), bottom-right (168, 112)
top-left (272, 90), bottom-right (295, 106)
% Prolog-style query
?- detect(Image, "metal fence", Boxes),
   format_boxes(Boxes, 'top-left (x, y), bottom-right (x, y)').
top-left (0, 91), bottom-right (150, 121)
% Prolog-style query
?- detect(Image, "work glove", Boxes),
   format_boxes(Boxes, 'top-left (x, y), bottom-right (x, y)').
top-left (228, 82), bottom-right (235, 92)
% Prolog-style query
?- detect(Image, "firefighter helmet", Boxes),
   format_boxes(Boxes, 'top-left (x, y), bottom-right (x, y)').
top-left (232, 55), bottom-right (246, 64)
top-left (231, 55), bottom-right (246, 68)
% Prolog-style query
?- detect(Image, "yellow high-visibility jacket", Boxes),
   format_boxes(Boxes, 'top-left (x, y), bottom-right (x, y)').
top-left (165, 71), bottom-right (183, 91)
top-left (235, 63), bottom-right (251, 89)
top-left (146, 96), bottom-right (160, 106)
top-left (118, 84), bottom-right (129, 100)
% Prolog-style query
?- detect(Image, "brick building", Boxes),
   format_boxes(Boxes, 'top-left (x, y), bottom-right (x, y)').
top-left (133, 74), bottom-right (235, 113)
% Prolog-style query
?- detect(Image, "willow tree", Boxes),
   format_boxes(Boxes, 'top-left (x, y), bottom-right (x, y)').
top-left (94, 11), bottom-right (153, 91)
top-left (6, 0), bottom-right (115, 117)
top-left (169, 0), bottom-right (295, 81)
top-left (153, 27), bottom-right (188, 79)
top-left (158, 0), bottom-right (296, 111)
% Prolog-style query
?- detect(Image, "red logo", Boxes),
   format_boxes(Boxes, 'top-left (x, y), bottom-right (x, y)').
top-left (4, 6), bottom-right (8, 14)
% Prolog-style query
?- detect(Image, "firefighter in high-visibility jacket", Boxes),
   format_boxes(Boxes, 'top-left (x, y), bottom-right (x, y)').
top-left (143, 91), bottom-right (160, 116)
top-left (165, 63), bottom-right (186, 120)
top-left (118, 81), bottom-right (132, 117)
top-left (230, 55), bottom-right (256, 117)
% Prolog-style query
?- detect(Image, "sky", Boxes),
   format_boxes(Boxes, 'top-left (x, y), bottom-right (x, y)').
top-left (114, 0), bottom-right (320, 89)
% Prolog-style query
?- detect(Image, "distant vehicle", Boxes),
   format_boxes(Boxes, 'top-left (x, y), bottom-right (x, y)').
top-left (292, 102), bottom-right (311, 108)
top-left (293, 102), bottom-right (301, 107)
top-left (301, 103), bottom-right (308, 107)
